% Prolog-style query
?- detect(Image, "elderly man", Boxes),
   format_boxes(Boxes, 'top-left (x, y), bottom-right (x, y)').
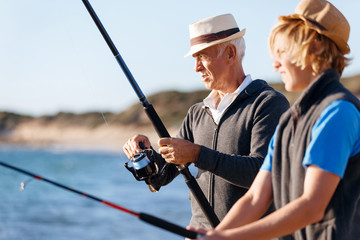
top-left (123, 14), bottom-right (289, 229)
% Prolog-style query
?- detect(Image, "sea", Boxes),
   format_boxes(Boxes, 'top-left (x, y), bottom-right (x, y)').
top-left (0, 144), bottom-right (193, 240)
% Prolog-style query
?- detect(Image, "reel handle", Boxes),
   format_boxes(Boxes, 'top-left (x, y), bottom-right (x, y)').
top-left (139, 141), bottom-right (146, 150)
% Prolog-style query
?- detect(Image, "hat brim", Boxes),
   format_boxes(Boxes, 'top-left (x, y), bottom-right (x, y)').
top-left (184, 29), bottom-right (246, 57)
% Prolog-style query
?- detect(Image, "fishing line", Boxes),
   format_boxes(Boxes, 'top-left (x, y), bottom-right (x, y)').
top-left (100, 112), bottom-right (109, 126)
top-left (0, 161), bottom-right (199, 239)
top-left (58, 2), bottom-right (111, 128)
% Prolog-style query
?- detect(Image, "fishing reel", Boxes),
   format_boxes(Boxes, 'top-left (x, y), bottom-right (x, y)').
top-left (125, 148), bottom-right (158, 181)
top-left (125, 143), bottom-right (162, 192)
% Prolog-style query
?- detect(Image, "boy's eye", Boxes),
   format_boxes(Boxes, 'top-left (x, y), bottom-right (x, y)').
top-left (275, 49), bottom-right (286, 58)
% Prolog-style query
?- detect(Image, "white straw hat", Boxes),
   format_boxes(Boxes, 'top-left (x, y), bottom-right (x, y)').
top-left (185, 14), bottom-right (246, 57)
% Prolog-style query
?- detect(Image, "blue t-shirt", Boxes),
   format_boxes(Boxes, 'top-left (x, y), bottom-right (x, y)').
top-left (261, 100), bottom-right (360, 178)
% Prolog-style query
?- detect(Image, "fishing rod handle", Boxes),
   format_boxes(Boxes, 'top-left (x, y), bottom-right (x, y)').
top-left (139, 213), bottom-right (199, 239)
top-left (180, 168), bottom-right (220, 228)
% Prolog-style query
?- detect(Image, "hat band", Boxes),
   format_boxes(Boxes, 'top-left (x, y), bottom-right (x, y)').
top-left (304, 17), bottom-right (327, 31)
top-left (190, 27), bottom-right (240, 46)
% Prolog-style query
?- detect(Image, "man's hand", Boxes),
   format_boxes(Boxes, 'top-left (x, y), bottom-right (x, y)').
top-left (123, 134), bottom-right (151, 159)
top-left (186, 226), bottom-right (229, 240)
top-left (158, 138), bottom-right (201, 165)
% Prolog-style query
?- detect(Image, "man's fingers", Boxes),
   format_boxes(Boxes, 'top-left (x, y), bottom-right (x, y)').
top-left (122, 145), bottom-right (131, 159)
top-left (158, 146), bottom-right (173, 154)
top-left (158, 137), bottom-right (172, 147)
top-left (122, 134), bottom-right (151, 159)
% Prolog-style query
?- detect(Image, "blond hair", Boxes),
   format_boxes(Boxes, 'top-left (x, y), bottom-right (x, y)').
top-left (269, 18), bottom-right (350, 76)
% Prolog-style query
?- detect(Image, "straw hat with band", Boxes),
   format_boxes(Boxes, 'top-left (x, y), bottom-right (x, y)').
top-left (185, 14), bottom-right (246, 57)
top-left (279, 0), bottom-right (350, 54)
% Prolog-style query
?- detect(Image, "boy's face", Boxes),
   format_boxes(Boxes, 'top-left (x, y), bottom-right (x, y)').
top-left (272, 34), bottom-right (314, 92)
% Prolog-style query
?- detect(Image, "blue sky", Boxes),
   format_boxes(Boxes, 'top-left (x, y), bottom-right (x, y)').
top-left (1, 0), bottom-right (359, 116)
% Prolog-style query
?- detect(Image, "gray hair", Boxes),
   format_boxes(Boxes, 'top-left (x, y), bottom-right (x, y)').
top-left (216, 37), bottom-right (246, 62)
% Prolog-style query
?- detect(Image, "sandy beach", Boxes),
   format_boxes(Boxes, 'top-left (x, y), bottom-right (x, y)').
top-left (1, 121), bottom-right (179, 153)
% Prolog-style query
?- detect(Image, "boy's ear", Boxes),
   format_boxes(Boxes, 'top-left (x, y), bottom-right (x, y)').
top-left (311, 40), bottom-right (324, 55)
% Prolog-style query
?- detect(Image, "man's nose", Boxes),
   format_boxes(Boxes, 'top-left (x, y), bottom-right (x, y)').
top-left (194, 59), bottom-right (203, 72)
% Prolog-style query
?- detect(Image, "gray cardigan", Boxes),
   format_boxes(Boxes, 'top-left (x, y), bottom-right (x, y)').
top-left (152, 80), bottom-right (289, 228)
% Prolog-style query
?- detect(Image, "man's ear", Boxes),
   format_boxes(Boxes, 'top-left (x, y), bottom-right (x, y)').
top-left (226, 44), bottom-right (237, 63)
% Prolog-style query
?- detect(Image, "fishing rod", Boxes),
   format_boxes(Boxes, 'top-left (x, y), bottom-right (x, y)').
top-left (0, 161), bottom-right (199, 239)
top-left (81, 0), bottom-right (220, 227)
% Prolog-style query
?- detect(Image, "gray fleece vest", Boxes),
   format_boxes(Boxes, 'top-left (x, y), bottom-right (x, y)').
top-left (272, 69), bottom-right (360, 240)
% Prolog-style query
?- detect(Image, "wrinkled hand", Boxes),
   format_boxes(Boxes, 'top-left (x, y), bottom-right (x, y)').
top-left (187, 226), bottom-right (229, 240)
top-left (123, 134), bottom-right (151, 159)
top-left (157, 138), bottom-right (201, 165)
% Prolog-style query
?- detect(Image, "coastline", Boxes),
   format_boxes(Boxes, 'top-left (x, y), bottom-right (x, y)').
top-left (1, 78), bottom-right (359, 153)
top-left (1, 121), bottom-right (179, 153)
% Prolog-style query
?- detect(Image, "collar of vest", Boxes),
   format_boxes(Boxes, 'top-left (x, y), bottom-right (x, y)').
top-left (291, 69), bottom-right (340, 115)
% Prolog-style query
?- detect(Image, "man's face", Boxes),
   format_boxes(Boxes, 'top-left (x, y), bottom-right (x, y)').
top-left (193, 45), bottom-right (228, 91)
